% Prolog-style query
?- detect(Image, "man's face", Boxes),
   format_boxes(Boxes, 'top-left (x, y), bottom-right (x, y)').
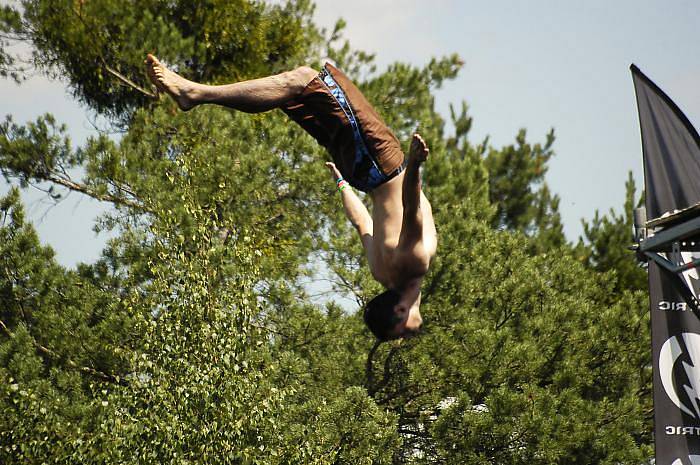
top-left (388, 304), bottom-right (423, 339)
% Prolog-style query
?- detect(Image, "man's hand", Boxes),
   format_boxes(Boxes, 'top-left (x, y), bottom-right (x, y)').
top-left (408, 133), bottom-right (429, 164)
top-left (325, 162), bottom-right (343, 181)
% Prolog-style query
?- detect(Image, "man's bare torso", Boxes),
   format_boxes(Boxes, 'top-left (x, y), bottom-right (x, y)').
top-left (366, 171), bottom-right (437, 290)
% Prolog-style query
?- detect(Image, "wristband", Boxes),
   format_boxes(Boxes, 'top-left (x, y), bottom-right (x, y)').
top-left (336, 178), bottom-right (349, 192)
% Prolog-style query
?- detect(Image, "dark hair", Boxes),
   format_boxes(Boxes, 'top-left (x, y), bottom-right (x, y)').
top-left (363, 289), bottom-right (403, 341)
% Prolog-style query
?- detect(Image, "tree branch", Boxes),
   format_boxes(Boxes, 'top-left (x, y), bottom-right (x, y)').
top-left (103, 63), bottom-right (157, 99)
top-left (45, 172), bottom-right (145, 210)
top-left (0, 318), bottom-right (127, 385)
top-left (68, 3), bottom-right (156, 99)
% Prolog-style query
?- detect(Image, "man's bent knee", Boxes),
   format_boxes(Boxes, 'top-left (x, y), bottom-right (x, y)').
top-left (290, 66), bottom-right (318, 90)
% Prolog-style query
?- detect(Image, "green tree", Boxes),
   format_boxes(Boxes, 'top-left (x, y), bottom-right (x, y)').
top-left (485, 128), bottom-right (566, 250)
top-left (0, 5), bottom-right (24, 82)
top-left (0, 188), bottom-right (132, 460)
top-left (579, 172), bottom-right (647, 295)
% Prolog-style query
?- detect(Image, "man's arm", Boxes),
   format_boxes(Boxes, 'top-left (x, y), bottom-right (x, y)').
top-left (326, 163), bottom-right (373, 251)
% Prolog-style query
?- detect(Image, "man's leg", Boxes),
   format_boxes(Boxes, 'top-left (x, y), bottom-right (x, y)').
top-left (145, 54), bottom-right (317, 112)
top-left (401, 133), bottom-right (429, 237)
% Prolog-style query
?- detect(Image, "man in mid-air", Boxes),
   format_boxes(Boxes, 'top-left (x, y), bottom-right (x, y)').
top-left (146, 55), bottom-right (437, 340)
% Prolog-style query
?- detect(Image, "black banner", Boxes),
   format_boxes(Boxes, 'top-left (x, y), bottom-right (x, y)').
top-left (632, 64), bottom-right (700, 465)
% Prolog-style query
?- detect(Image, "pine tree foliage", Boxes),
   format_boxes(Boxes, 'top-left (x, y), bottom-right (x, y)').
top-left (580, 172), bottom-right (647, 294)
top-left (0, 5), bottom-right (24, 82)
top-left (0, 1), bottom-right (652, 463)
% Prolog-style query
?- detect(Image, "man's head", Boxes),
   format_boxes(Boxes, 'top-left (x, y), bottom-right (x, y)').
top-left (363, 289), bottom-right (423, 341)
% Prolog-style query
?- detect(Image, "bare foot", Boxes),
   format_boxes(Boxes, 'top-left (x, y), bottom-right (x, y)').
top-left (145, 54), bottom-right (198, 111)
top-left (408, 133), bottom-right (429, 164)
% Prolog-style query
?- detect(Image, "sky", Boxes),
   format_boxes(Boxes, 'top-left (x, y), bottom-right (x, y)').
top-left (2, 0), bottom-right (700, 268)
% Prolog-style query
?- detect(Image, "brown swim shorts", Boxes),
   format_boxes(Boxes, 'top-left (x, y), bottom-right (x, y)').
top-left (281, 63), bottom-right (405, 192)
